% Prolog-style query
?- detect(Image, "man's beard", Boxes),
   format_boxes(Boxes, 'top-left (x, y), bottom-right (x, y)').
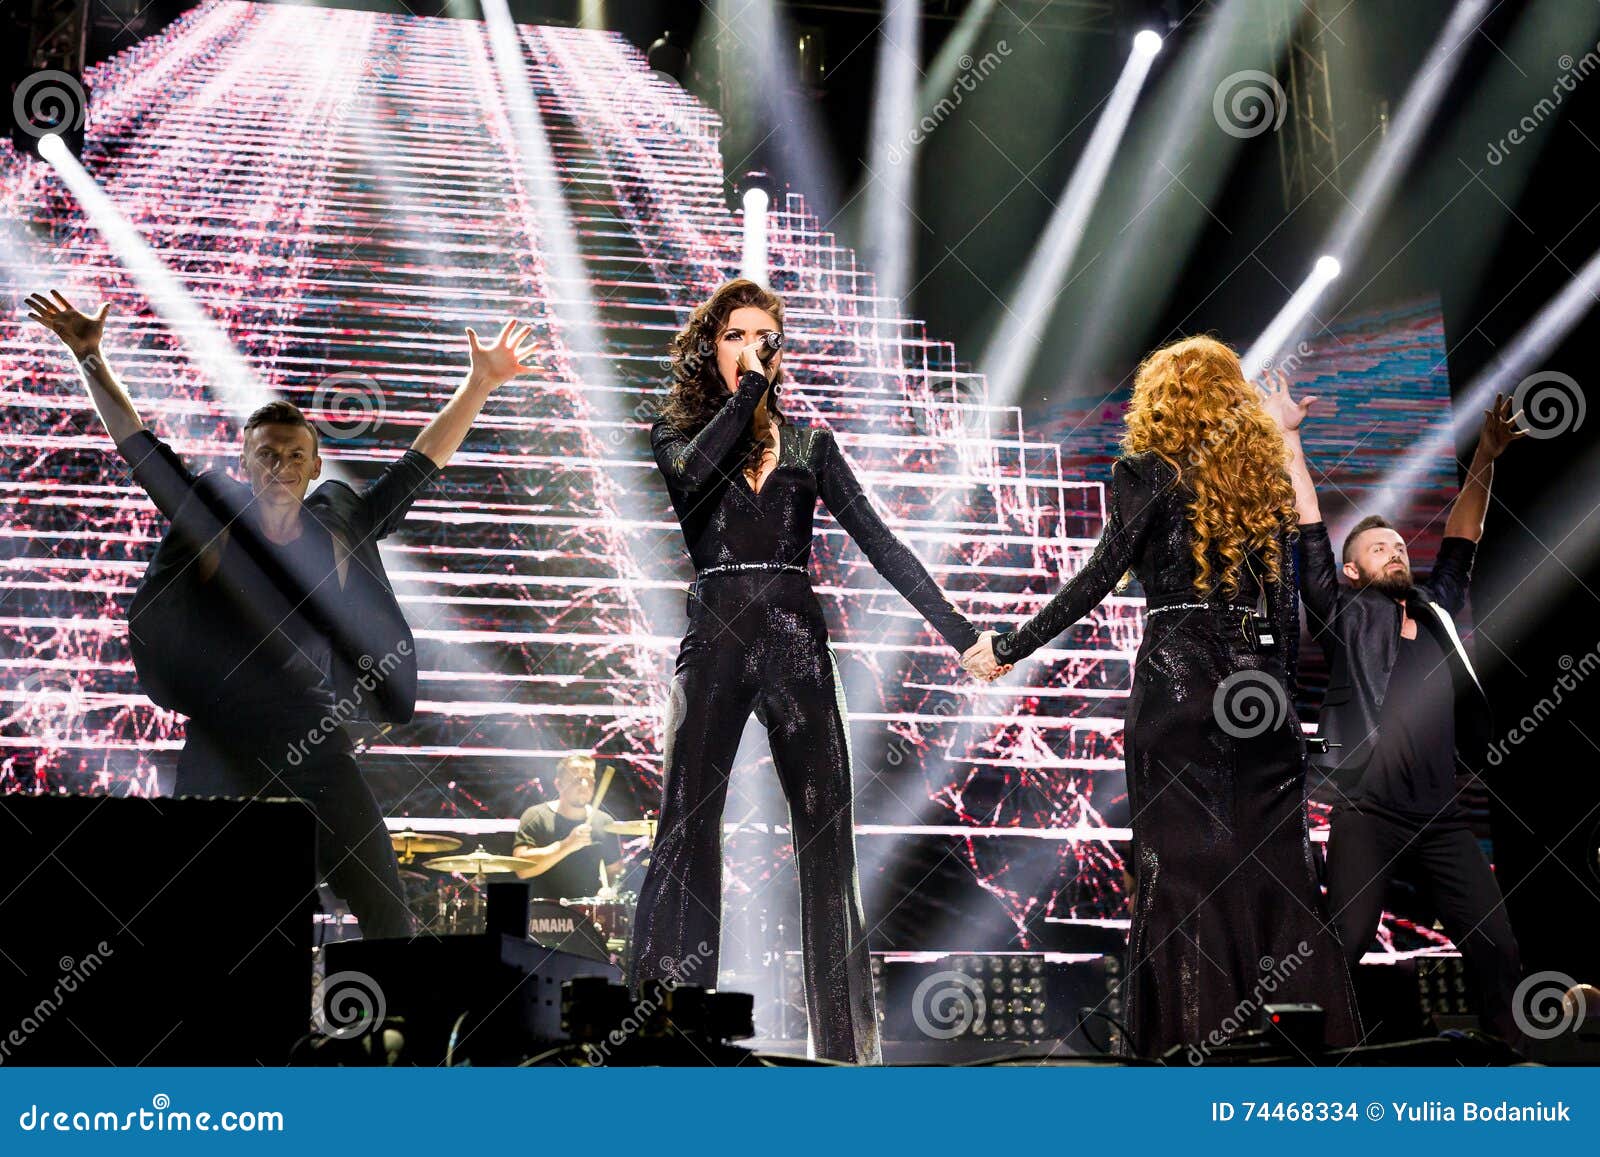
top-left (1365, 567), bottom-right (1413, 598)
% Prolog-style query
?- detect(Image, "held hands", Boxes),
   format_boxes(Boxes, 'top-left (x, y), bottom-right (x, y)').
top-left (1257, 369), bottom-right (1318, 433)
top-left (961, 630), bottom-right (1012, 682)
top-left (25, 290), bottom-right (108, 360)
top-left (1479, 392), bottom-right (1528, 460)
top-left (465, 318), bottom-right (538, 390)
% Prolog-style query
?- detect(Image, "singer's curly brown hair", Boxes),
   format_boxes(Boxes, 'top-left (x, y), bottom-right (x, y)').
top-left (658, 279), bottom-right (786, 476)
top-left (1122, 336), bottom-right (1297, 599)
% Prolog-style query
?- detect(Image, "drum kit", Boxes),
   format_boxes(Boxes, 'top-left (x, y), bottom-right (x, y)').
top-left (391, 817), bottom-right (657, 970)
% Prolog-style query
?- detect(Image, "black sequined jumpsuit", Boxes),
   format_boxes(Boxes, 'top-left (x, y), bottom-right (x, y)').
top-left (634, 369), bottom-right (977, 1064)
top-left (993, 452), bottom-right (1360, 1059)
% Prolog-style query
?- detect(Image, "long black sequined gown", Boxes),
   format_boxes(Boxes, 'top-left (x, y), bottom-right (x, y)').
top-left (993, 453), bottom-right (1360, 1059)
top-left (634, 369), bottom-right (977, 1065)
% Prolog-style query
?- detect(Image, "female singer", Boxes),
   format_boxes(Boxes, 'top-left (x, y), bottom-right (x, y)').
top-left (632, 278), bottom-right (978, 1064)
top-left (964, 336), bottom-right (1360, 1058)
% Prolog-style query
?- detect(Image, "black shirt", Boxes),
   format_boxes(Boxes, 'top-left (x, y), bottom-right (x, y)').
top-left (514, 804), bottom-right (623, 900)
top-left (1350, 618), bottom-right (1461, 820)
top-left (203, 516), bottom-right (340, 733)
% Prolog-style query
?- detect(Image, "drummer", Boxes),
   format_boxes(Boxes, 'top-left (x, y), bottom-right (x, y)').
top-left (511, 754), bottom-right (623, 900)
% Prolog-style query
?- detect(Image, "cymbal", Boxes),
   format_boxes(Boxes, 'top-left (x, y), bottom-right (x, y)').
top-left (391, 830), bottom-right (462, 855)
top-left (422, 846), bottom-right (526, 875)
top-left (603, 819), bottom-right (656, 837)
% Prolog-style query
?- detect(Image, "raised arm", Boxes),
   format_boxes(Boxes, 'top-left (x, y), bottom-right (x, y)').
top-left (651, 369), bottom-right (770, 491)
top-left (990, 455), bottom-right (1167, 666)
top-left (1258, 371), bottom-right (1342, 631)
top-left (26, 291), bottom-right (144, 445)
top-left (1442, 393), bottom-right (1524, 544)
top-left (815, 429), bottom-right (977, 653)
top-left (409, 319), bottom-right (537, 469)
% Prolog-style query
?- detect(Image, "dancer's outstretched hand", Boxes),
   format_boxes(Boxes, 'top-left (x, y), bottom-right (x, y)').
top-left (1257, 368), bottom-right (1318, 432)
top-left (961, 631), bottom-right (1012, 682)
top-left (465, 318), bottom-right (537, 389)
top-left (25, 290), bottom-right (108, 359)
top-left (1480, 392), bottom-right (1528, 459)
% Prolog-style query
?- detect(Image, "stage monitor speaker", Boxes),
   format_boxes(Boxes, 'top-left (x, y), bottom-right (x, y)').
top-left (0, 795), bottom-right (317, 1065)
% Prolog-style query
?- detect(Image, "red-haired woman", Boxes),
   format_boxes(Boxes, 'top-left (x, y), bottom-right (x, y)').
top-left (965, 336), bottom-right (1360, 1059)
top-left (634, 279), bottom-right (978, 1064)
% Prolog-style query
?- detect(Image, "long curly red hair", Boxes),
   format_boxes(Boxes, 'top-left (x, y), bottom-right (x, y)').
top-left (1122, 336), bottom-right (1297, 598)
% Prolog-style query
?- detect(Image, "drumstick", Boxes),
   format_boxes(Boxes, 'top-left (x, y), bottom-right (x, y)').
top-left (592, 764), bottom-right (616, 813)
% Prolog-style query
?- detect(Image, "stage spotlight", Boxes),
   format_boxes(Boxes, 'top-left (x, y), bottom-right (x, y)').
top-left (736, 170), bottom-right (776, 286)
top-left (861, 0), bottom-right (920, 307)
top-left (1133, 30), bottom-right (1163, 57)
top-left (979, 33), bottom-right (1163, 404)
top-left (1240, 255), bottom-right (1341, 380)
top-left (38, 134), bottom-right (275, 415)
top-left (646, 30), bottom-right (688, 80)
top-left (1265, 0), bottom-right (1489, 367)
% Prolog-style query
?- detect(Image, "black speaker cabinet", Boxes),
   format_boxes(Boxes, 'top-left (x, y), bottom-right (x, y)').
top-left (0, 795), bottom-right (317, 1065)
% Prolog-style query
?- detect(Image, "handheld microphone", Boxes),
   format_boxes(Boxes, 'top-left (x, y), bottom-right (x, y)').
top-left (759, 331), bottom-right (784, 359)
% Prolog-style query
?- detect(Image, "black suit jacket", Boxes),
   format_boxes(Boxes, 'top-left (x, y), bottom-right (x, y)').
top-left (1296, 521), bottom-right (1493, 801)
top-left (117, 430), bottom-right (436, 726)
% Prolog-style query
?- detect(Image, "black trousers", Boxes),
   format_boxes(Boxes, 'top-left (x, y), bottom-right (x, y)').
top-left (629, 571), bottom-right (879, 1064)
top-left (175, 725), bottom-right (414, 940)
top-left (1326, 804), bottom-right (1521, 1041)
